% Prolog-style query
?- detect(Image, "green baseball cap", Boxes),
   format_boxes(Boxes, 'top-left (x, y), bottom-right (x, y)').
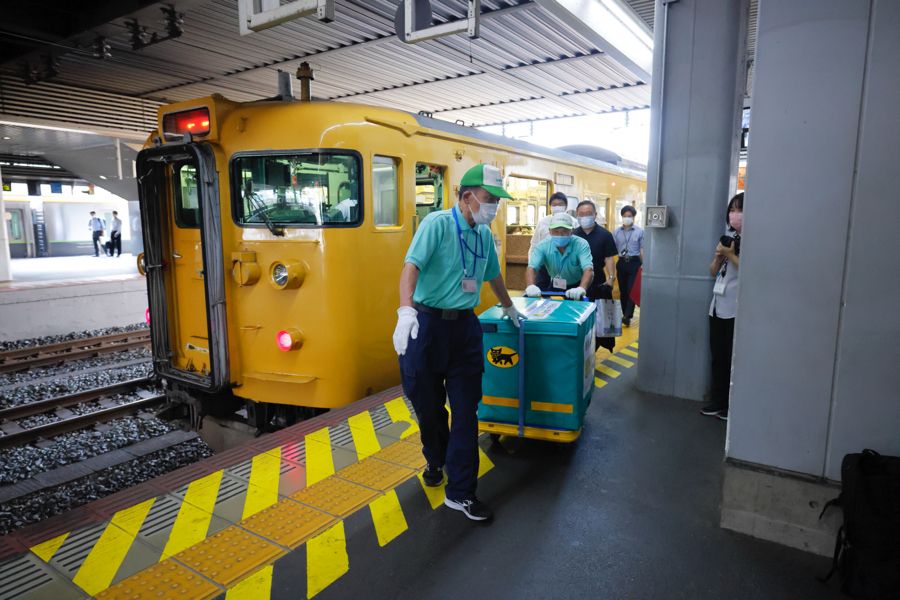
top-left (549, 212), bottom-right (573, 229)
top-left (460, 164), bottom-right (512, 199)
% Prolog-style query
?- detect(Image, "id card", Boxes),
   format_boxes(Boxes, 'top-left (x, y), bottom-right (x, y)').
top-left (712, 277), bottom-right (726, 295)
top-left (552, 277), bottom-right (567, 290)
top-left (461, 277), bottom-right (477, 293)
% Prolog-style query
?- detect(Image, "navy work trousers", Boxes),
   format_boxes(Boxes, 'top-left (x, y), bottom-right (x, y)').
top-left (399, 311), bottom-right (483, 502)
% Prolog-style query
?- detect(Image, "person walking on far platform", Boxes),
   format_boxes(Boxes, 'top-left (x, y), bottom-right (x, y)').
top-left (393, 163), bottom-right (523, 522)
top-left (109, 211), bottom-right (123, 257)
top-left (88, 211), bottom-right (105, 257)
top-left (613, 205), bottom-right (644, 326)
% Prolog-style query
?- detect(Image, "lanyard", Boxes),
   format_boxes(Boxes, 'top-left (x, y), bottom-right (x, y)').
top-left (451, 207), bottom-right (484, 277)
top-left (618, 228), bottom-right (634, 255)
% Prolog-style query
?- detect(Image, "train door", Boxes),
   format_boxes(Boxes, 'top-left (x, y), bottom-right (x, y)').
top-left (137, 143), bottom-right (229, 392)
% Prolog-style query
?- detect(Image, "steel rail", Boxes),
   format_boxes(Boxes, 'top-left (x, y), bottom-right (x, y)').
top-left (0, 393), bottom-right (165, 450)
top-left (0, 377), bottom-right (153, 423)
top-left (0, 331), bottom-right (151, 374)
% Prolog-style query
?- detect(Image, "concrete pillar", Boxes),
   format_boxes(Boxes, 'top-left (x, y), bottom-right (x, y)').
top-left (720, 0), bottom-right (900, 555)
top-left (0, 163), bottom-right (12, 282)
top-left (637, 0), bottom-right (747, 400)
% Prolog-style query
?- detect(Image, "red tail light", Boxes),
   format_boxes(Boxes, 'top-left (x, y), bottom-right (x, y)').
top-left (276, 329), bottom-right (303, 352)
top-left (162, 108), bottom-right (211, 137)
top-left (145, 307), bottom-right (151, 325)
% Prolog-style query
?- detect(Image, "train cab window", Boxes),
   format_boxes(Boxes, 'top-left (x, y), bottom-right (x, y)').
top-left (174, 164), bottom-right (200, 228)
top-left (373, 155), bottom-right (399, 226)
top-left (231, 152), bottom-right (362, 227)
top-left (504, 176), bottom-right (549, 235)
top-left (415, 163), bottom-right (444, 220)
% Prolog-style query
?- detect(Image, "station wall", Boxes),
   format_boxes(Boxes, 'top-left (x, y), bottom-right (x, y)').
top-left (727, 0), bottom-right (900, 480)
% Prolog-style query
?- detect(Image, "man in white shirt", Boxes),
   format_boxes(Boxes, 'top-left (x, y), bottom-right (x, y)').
top-left (110, 211), bottom-right (123, 257)
top-left (528, 192), bottom-right (576, 289)
top-left (88, 211), bottom-right (106, 257)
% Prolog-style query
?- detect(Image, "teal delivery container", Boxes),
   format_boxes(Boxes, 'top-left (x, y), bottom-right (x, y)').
top-left (478, 296), bottom-right (596, 442)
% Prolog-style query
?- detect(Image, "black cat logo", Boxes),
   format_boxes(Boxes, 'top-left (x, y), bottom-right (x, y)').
top-left (487, 346), bottom-right (519, 368)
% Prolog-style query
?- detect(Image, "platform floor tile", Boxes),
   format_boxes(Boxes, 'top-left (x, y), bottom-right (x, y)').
top-left (240, 499), bottom-right (336, 549)
top-left (172, 526), bottom-right (284, 588)
top-left (335, 456), bottom-right (416, 492)
top-left (288, 477), bottom-right (379, 517)
top-left (95, 559), bottom-right (220, 600)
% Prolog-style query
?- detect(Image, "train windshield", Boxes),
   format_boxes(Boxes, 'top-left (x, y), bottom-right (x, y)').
top-left (232, 152), bottom-right (361, 227)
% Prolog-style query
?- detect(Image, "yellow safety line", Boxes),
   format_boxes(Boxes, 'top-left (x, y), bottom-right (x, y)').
top-left (619, 348), bottom-right (638, 358)
top-left (305, 427), bottom-right (336, 485)
top-left (348, 411), bottom-right (409, 547)
top-left (384, 397), bottom-right (420, 438)
top-left (72, 498), bottom-right (155, 596)
top-left (306, 521), bottom-right (348, 599)
top-left (226, 564), bottom-right (273, 600)
top-left (161, 470), bottom-right (223, 560)
top-left (606, 354), bottom-right (634, 368)
top-left (477, 447), bottom-right (495, 477)
top-left (632, 342), bottom-right (639, 349)
top-left (594, 376), bottom-right (607, 389)
top-left (30, 531), bottom-right (69, 563)
top-left (243, 447), bottom-right (282, 520)
top-left (596, 364), bottom-right (621, 378)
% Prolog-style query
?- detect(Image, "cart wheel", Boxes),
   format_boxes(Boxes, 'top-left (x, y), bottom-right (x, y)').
top-left (489, 433), bottom-right (502, 445)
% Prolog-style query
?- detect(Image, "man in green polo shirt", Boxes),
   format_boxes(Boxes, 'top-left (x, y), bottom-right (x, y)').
top-left (392, 163), bottom-right (522, 522)
top-left (524, 212), bottom-right (594, 299)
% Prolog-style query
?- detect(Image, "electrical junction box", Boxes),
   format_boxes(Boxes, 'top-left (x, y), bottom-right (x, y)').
top-left (646, 205), bottom-right (668, 228)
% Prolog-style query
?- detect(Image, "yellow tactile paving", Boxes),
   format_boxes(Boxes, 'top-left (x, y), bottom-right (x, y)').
top-left (173, 526), bottom-right (284, 588)
top-left (373, 440), bottom-right (428, 470)
top-left (72, 498), bottom-right (155, 596)
top-left (290, 476), bottom-right (379, 517)
top-left (241, 499), bottom-right (335, 548)
top-left (606, 354), bottom-right (635, 368)
top-left (619, 348), bottom-right (639, 358)
top-left (96, 559), bottom-right (220, 600)
top-left (336, 456), bottom-right (416, 491)
top-left (596, 363), bottom-right (621, 378)
top-left (399, 430), bottom-right (422, 446)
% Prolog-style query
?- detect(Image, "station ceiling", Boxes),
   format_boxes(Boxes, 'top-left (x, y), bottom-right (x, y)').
top-left (0, 0), bottom-right (656, 135)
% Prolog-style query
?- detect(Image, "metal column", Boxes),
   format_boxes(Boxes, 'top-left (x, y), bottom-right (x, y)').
top-left (0, 163), bottom-right (11, 282)
top-left (636, 0), bottom-right (747, 400)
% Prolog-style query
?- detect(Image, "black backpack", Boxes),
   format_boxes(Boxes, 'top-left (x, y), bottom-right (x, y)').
top-left (820, 449), bottom-right (900, 599)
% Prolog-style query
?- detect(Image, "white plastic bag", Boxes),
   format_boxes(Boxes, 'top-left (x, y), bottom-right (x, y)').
top-left (595, 299), bottom-right (623, 337)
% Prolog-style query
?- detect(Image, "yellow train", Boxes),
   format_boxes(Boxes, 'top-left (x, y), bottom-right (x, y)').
top-left (137, 93), bottom-right (645, 428)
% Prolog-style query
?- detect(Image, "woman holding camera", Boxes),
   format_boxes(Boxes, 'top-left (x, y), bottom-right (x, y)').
top-left (701, 192), bottom-right (744, 421)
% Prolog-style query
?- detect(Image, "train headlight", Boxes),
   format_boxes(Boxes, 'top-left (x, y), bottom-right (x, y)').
top-left (272, 263), bottom-right (288, 287)
top-left (276, 328), bottom-right (303, 351)
top-left (269, 261), bottom-right (307, 289)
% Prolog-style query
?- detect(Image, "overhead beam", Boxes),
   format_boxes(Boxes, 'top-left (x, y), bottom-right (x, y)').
top-left (535, 0), bottom-right (654, 82)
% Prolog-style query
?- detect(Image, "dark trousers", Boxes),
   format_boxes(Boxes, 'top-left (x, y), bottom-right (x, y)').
top-left (617, 257), bottom-right (641, 319)
top-left (92, 231), bottom-right (102, 256)
top-left (110, 231), bottom-right (121, 256)
top-left (399, 311), bottom-right (483, 501)
top-left (709, 315), bottom-right (735, 409)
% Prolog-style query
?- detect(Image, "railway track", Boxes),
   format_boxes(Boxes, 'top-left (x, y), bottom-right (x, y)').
top-left (0, 377), bottom-right (164, 450)
top-left (0, 330), bottom-right (151, 374)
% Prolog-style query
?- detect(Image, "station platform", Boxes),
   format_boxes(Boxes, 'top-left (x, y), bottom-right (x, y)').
top-left (0, 256), bottom-right (145, 341)
top-left (0, 322), bottom-right (840, 600)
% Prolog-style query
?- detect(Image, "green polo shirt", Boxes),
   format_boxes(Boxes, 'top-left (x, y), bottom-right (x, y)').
top-left (405, 208), bottom-right (501, 310)
top-left (528, 236), bottom-right (593, 286)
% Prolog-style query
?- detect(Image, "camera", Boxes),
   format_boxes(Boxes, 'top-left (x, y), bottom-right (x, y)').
top-left (719, 235), bottom-right (741, 255)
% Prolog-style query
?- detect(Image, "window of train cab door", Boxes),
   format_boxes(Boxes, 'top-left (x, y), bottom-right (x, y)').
top-left (167, 161), bottom-right (212, 376)
top-left (372, 155), bottom-right (401, 229)
top-left (414, 162), bottom-right (445, 231)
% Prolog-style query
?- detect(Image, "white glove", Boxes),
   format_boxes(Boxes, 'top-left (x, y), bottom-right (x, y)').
top-left (501, 304), bottom-right (524, 328)
top-left (566, 287), bottom-right (586, 300)
top-left (524, 285), bottom-right (542, 298)
top-left (393, 306), bottom-right (419, 355)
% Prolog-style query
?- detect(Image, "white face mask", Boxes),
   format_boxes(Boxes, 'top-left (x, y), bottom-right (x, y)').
top-left (473, 201), bottom-right (499, 225)
top-left (622, 216), bottom-right (634, 226)
top-left (578, 216), bottom-right (596, 230)
top-left (550, 205), bottom-right (567, 214)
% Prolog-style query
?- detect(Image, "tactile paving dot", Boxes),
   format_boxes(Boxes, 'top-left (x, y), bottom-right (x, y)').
top-left (335, 456), bottom-right (416, 491)
top-left (241, 499), bottom-right (335, 548)
top-left (373, 440), bottom-right (427, 469)
top-left (173, 526), bottom-right (284, 587)
top-left (289, 476), bottom-right (379, 517)
top-left (96, 559), bottom-right (220, 599)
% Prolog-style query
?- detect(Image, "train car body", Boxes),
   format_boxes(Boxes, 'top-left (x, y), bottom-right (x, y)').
top-left (137, 94), bottom-right (645, 426)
